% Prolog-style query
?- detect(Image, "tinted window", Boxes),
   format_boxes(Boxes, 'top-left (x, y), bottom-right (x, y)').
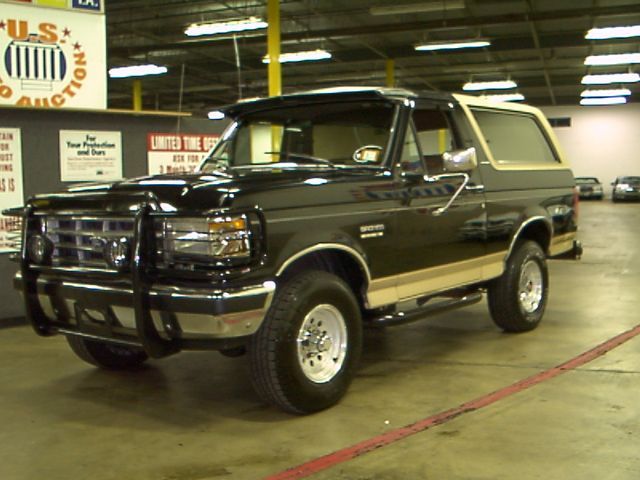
top-left (472, 109), bottom-right (559, 165)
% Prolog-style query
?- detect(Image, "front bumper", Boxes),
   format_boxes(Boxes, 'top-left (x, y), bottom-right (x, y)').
top-left (16, 273), bottom-right (275, 354)
top-left (16, 202), bottom-right (274, 358)
top-left (613, 190), bottom-right (640, 200)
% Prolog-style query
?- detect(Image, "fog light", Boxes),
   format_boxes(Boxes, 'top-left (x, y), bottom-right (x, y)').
top-left (27, 234), bottom-right (53, 265)
top-left (104, 237), bottom-right (131, 271)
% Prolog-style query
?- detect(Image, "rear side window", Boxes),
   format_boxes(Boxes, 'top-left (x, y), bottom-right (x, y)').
top-left (471, 109), bottom-right (559, 165)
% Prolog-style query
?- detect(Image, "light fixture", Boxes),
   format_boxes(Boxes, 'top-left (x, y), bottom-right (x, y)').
top-left (462, 80), bottom-right (517, 91)
top-left (415, 39), bottom-right (490, 51)
top-left (482, 93), bottom-right (525, 102)
top-left (108, 64), bottom-right (168, 78)
top-left (581, 73), bottom-right (640, 84)
top-left (580, 96), bottom-right (627, 106)
top-left (185, 17), bottom-right (268, 37)
top-left (581, 88), bottom-right (631, 98)
top-left (584, 53), bottom-right (640, 66)
top-left (262, 49), bottom-right (332, 64)
top-left (585, 25), bottom-right (640, 40)
top-left (207, 110), bottom-right (225, 120)
top-left (370, 1), bottom-right (465, 16)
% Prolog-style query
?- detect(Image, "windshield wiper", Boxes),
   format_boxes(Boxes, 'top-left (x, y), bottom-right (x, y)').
top-left (265, 151), bottom-right (334, 166)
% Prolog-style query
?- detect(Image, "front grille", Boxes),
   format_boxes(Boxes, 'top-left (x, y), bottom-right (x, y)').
top-left (44, 216), bottom-right (134, 270)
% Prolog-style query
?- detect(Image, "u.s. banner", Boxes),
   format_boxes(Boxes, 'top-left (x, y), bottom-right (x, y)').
top-left (0, 1), bottom-right (106, 109)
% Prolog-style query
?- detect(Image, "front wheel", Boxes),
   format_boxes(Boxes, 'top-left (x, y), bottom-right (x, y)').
top-left (66, 336), bottom-right (148, 370)
top-left (248, 271), bottom-right (362, 414)
top-left (488, 241), bottom-right (548, 332)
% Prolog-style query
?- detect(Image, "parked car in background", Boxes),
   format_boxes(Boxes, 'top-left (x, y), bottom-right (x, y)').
top-left (612, 176), bottom-right (640, 202)
top-left (575, 177), bottom-right (604, 200)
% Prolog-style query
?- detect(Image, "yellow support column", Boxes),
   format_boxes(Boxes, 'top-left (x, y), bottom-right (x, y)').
top-left (267, 0), bottom-right (282, 161)
top-left (132, 80), bottom-right (142, 111)
top-left (385, 59), bottom-right (395, 88)
top-left (267, 0), bottom-right (281, 97)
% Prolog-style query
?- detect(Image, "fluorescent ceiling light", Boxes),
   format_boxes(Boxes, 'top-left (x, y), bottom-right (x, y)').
top-left (108, 64), bottom-right (168, 78)
top-left (415, 39), bottom-right (490, 51)
top-left (462, 80), bottom-right (517, 91)
top-left (262, 49), bottom-right (332, 64)
top-left (585, 25), bottom-right (640, 40)
top-left (482, 93), bottom-right (525, 102)
top-left (584, 53), bottom-right (640, 66)
top-left (581, 88), bottom-right (632, 98)
top-left (185, 17), bottom-right (267, 37)
top-left (581, 73), bottom-right (640, 84)
top-left (580, 96), bottom-right (627, 106)
top-left (207, 110), bottom-right (225, 120)
top-left (370, 1), bottom-right (465, 16)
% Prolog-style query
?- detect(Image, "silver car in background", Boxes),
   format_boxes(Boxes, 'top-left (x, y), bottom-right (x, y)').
top-left (575, 177), bottom-right (604, 200)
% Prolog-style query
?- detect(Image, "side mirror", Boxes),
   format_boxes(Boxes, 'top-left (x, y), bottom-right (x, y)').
top-left (442, 147), bottom-right (477, 172)
top-left (353, 145), bottom-right (383, 164)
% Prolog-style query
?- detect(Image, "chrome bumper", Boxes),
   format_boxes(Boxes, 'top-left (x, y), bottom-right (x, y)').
top-left (15, 272), bottom-right (275, 352)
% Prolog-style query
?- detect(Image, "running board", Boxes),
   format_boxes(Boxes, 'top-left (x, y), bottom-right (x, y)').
top-left (369, 292), bottom-right (483, 328)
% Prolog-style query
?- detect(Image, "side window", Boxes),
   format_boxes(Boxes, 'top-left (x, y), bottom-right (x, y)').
top-left (399, 121), bottom-right (424, 174)
top-left (471, 109), bottom-right (559, 165)
top-left (413, 109), bottom-right (455, 175)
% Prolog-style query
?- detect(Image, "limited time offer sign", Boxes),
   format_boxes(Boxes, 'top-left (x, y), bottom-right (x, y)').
top-left (147, 133), bottom-right (219, 175)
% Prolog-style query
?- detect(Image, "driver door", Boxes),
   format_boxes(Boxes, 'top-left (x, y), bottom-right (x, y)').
top-left (392, 103), bottom-right (487, 300)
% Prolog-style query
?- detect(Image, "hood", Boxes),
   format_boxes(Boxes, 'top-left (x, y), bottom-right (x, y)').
top-left (29, 166), bottom-right (385, 214)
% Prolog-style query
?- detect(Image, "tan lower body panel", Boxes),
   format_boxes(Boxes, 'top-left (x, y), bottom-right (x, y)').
top-left (549, 232), bottom-right (577, 256)
top-left (367, 252), bottom-right (506, 308)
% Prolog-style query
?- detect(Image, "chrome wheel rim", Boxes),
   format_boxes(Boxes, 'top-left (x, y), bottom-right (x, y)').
top-left (296, 304), bottom-right (348, 384)
top-left (519, 260), bottom-right (543, 314)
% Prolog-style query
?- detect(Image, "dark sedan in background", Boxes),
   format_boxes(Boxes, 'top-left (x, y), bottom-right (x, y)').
top-left (575, 177), bottom-right (604, 200)
top-left (612, 176), bottom-right (640, 202)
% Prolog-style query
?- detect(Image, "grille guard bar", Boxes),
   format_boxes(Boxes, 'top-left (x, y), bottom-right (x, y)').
top-left (20, 195), bottom-right (179, 358)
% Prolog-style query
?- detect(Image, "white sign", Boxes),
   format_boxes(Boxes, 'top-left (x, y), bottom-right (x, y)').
top-left (0, 127), bottom-right (24, 253)
top-left (0, 2), bottom-right (107, 109)
top-left (147, 133), bottom-right (220, 175)
top-left (59, 130), bottom-right (122, 182)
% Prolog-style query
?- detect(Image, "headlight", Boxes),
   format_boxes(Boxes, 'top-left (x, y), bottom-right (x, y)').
top-left (164, 215), bottom-right (251, 260)
top-left (616, 183), bottom-right (630, 191)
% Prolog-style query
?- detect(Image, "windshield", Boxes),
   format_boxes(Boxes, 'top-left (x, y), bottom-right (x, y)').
top-left (620, 176), bottom-right (640, 184)
top-left (200, 101), bottom-right (396, 171)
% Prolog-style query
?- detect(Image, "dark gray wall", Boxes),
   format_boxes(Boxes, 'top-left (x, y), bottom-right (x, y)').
top-left (0, 107), bottom-right (227, 319)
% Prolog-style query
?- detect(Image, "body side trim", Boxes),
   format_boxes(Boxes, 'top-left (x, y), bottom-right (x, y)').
top-left (367, 252), bottom-right (506, 308)
top-left (275, 243), bottom-right (372, 284)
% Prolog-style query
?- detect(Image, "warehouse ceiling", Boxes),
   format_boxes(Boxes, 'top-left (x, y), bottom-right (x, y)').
top-left (105, 0), bottom-right (640, 114)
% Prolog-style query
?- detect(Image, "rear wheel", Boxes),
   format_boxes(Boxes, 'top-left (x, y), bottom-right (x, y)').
top-left (488, 241), bottom-right (548, 332)
top-left (66, 336), bottom-right (148, 370)
top-left (248, 271), bottom-right (362, 414)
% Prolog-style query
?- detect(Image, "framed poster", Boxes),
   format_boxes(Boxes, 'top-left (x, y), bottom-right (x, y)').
top-left (147, 133), bottom-right (219, 175)
top-left (0, 127), bottom-right (24, 253)
top-left (59, 130), bottom-right (122, 181)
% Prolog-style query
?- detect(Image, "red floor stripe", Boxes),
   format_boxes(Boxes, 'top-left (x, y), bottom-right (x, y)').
top-left (266, 323), bottom-right (640, 480)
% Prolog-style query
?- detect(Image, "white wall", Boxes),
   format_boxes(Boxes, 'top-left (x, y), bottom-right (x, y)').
top-left (540, 104), bottom-right (640, 193)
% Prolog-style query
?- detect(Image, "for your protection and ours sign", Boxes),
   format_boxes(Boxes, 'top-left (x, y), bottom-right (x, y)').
top-left (0, 0), bottom-right (106, 109)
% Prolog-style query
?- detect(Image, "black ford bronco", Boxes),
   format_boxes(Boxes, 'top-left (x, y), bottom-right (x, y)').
top-left (10, 87), bottom-right (581, 414)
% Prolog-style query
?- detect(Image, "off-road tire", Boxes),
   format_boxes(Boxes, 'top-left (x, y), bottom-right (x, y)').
top-left (248, 271), bottom-right (362, 414)
top-left (488, 240), bottom-right (548, 333)
top-left (66, 336), bottom-right (148, 370)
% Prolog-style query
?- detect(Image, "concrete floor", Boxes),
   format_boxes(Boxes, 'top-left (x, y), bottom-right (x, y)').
top-left (0, 200), bottom-right (638, 480)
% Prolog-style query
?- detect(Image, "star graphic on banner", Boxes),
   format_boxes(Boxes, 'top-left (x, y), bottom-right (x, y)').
top-left (73, 42), bottom-right (82, 51)
top-left (0, 21), bottom-right (6, 30)
top-left (63, 27), bottom-right (72, 37)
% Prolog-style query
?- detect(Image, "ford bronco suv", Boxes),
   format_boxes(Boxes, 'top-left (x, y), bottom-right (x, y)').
top-left (9, 87), bottom-right (581, 414)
